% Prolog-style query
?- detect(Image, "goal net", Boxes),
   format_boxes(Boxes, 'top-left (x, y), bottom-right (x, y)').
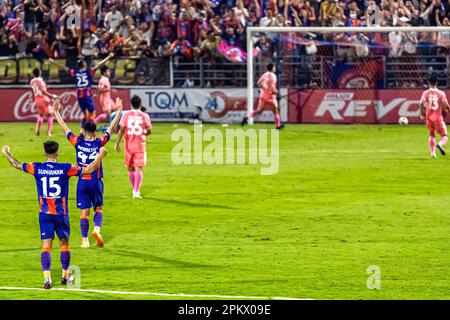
top-left (247, 26), bottom-right (450, 124)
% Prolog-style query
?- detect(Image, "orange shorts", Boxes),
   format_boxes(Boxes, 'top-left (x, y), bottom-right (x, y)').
top-left (35, 97), bottom-right (51, 116)
top-left (427, 120), bottom-right (447, 137)
top-left (125, 151), bottom-right (147, 167)
top-left (257, 96), bottom-right (278, 111)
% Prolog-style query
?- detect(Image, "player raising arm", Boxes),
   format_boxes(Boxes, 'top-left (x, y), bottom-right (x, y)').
top-left (1, 142), bottom-right (108, 289)
top-left (115, 95), bottom-right (152, 199)
top-left (48, 54), bottom-right (114, 127)
top-left (420, 75), bottom-right (450, 158)
top-left (52, 98), bottom-right (122, 248)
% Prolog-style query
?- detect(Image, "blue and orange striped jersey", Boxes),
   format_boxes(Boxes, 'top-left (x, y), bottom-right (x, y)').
top-left (22, 162), bottom-right (82, 215)
top-left (69, 67), bottom-right (96, 98)
top-left (67, 131), bottom-right (110, 180)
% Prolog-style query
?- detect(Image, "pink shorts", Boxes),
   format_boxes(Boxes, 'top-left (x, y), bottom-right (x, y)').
top-left (35, 97), bottom-right (51, 116)
top-left (257, 96), bottom-right (278, 110)
top-left (427, 120), bottom-right (447, 137)
top-left (125, 151), bottom-right (147, 167)
top-left (100, 97), bottom-right (116, 113)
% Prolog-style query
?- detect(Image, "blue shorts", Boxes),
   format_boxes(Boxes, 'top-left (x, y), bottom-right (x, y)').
top-left (76, 179), bottom-right (104, 209)
top-left (39, 213), bottom-right (70, 240)
top-left (79, 96), bottom-right (95, 114)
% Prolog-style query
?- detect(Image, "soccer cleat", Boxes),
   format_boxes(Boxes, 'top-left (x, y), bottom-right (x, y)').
top-left (431, 153), bottom-right (437, 159)
top-left (35, 131), bottom-right (40, 136)
top-left (133, 192), bottom-right (143, 199)
top-left (47, 132), bottom-right (52, 137)
top-left (92, 230), bottom-right (104, 248)
top-left (241, 116), bottom-right (248, 126)
top-left (61, 276), bottom-right (68, 285)
top-left (276, 124), bottom-right (285, 130)
top-left (80, 241), bottom-right (90, 248)
top-left (437, 144), bottom-right (446, 156)
top-left (43, 281), bottom-right (52, 289)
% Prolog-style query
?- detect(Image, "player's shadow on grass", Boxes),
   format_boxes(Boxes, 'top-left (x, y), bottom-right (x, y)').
top-left (111, 249), bottom-right (223, 269)
top-left (144, 197), bottom-right (236, 210)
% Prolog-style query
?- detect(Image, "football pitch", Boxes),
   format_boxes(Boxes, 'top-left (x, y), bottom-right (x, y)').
top-left (0, 122), bottom-right (449, 300)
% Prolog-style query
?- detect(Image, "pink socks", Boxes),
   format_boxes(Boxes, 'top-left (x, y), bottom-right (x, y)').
top-left (429, 136), bottom-right (436, 155)
top-left (128, 171), bottom-right (135, 190)
top-left (36, 116), bottom-right (44, 133)
top-left (95, 113), bottom-right (107, 124)
top-left (134, 171), bottom-right (143, 193)
top-left (275, 114), bottom-right (281, 128)
top-left (47, 117), bottom-right (54, 134)
top-left (439, 136), bottom-right (448, 147)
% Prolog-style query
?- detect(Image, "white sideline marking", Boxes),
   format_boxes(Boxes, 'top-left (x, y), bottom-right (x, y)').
top-left (0, 286), bottom-right (311, 300)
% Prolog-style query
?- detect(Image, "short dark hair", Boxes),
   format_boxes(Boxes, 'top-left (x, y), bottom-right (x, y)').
top-left (267, 63), bottom-right (274, 71)
top-left (44, 141), bottom-right (59, 155)
top-left (32, 68), bottom-right (40, 77)
top-left (100, 65), bottom-right (109, 75)
top-left (429, 74), bottom-right (438, 86)
top-left (131, 95), bottom-right (142, 109)
top-left (77, 59), bottom-right (86, 69)
top-left (83, 121), bottom-right (97, 133)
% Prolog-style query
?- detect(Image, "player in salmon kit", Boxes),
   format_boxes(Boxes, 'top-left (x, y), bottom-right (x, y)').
top-left (94, 66), bottom-right (117, 124)
top-left (420, 75), bottom-right (450, 158)
top-left (241, 63), bottom-right (284, 130)
top-left (30, 69), bottom-right (58, 136)
top-left (115, 95), bottom-right (152, 199)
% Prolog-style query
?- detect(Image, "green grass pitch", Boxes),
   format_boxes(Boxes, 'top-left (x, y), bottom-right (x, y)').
top-left (0, 122), bottom-right (449, 300)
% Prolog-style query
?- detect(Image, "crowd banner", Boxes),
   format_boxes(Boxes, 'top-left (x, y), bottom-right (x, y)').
top-left (0, 88), bottom-right (130, 122)
top-left (130, 88), bottom-right (289, 123)
top-left (0, 58), bottom-right (170, 86)
top-left (288, 89), bottom-right (444, 124)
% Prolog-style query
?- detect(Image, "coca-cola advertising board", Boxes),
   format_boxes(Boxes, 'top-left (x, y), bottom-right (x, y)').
top-left (0, 89), bottom-right (130, 122)
top-left (289, 89), bottom-right (450, 124)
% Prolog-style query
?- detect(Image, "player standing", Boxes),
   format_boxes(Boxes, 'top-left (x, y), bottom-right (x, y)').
top-left (49, 54), bottom-right (114, 127)
top-left (420, 75), bottom-right (450, 158)
top-left (1, 141), bottom-right (107, 289)
top-left (53, 98), bottom-right (123, 248)
top-left (94, 66), bottom-right (116, 124)
top-left (241, 63), bottom-right (284, 130)
top-left (30, 69), bottom-right (57, 136)
top-left (115, 95), bottom-right (152, 199)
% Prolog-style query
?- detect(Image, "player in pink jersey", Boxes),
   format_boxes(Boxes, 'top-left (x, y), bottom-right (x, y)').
top-left (241, 63), bottom-right (284, 130)
top-left (94, 66), bottom-right (117, 124)
top-left (30, 69), bottom-right (58, 136)
top-left (420, 75), bottom-right (450, 158)
top-left (115, 95), bottom-right (152, 199)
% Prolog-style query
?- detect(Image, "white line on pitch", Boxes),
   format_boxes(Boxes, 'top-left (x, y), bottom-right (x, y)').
top-left (0, 286), bottom-right (311, 300)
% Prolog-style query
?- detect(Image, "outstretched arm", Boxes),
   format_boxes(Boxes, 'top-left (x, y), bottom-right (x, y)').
top-left (52, 99), bottom-right (71, 136)
top-left (1, 146), bottom-right (23, 170)
top-left (107, 98), bottom-right (124, 135)
top-left (48, 58), bottom-right (70, 73)
top-left (115, 127), bottom-right (125, 152)
top-left (82, 147), bottom-right (108, 174)
top-left (93, 53), bottom-right (114, 70)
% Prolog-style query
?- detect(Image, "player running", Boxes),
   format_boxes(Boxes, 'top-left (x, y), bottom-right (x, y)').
top-left (94, 66), bottom-right (117, 124)
top-left (420, 75), bottom-right (450, 158)
top-left (53, 98), bottom-right (123, 248)
top-left (48, 54), bottom-right (114, 127)
top-left (241, 63), bottom-right (284, 130)
top-left (115, 95), bottom-right (152, 199)
top-left (1, 141), bottom-right (107, 289)
top-left (30, 68), bottom-right (58, 136)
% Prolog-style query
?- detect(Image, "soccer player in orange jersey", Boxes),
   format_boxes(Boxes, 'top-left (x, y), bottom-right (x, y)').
top-left (242, 63), bottom-right (284, 130)
top-left (30, 69), bottom-right (58, 136)
top-left (420, 75), bottom-right (450, 158)
top-left (115, 95), bottom-right (152, 199)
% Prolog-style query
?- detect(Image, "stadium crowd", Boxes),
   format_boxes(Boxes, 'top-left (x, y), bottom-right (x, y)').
top-left (0, 0), bottom-right (449, 63)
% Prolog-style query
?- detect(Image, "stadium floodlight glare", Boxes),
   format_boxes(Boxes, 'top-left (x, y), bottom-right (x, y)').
top-left (246, 26), bottom-right (450, 125)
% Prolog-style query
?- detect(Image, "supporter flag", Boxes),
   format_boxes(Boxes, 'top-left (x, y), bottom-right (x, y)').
top-left (218, 40), bottom-right (261, 63)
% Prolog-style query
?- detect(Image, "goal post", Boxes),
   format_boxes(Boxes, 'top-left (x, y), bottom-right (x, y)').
top-left (246, 26), bottom-right (450, 125)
